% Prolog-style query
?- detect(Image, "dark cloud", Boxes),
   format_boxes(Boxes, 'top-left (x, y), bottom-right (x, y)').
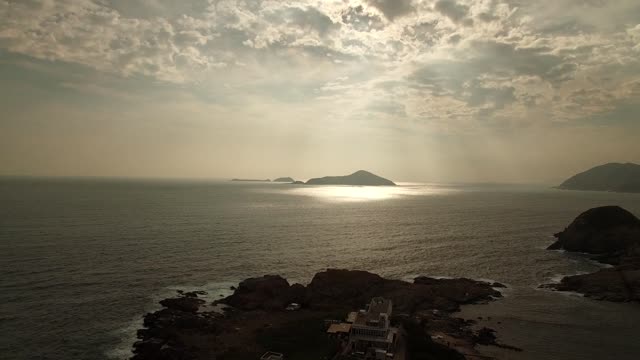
top-left (410, 63), bottom-right (516, 115)
top-left (341, 5), bottom-right (385, 32)
top-left (466, 81), bottom-right (516, 110)
top-left (105, 0), bottom-right (211, 19)
top-left (408, 40), bottom-right (578, 115)
top-left (448, 34), bottom-right (462, 44)
top-left (402, 21), bottom-right (441, 46)
top-left (469, 41), bottom-right (576, 84)
top-left (477, 12), bottom-right (500, 22)
top-left (434, 0), bottom-right (470, 24)
top-left (535, 19), bottom-right (596, 35)
top-left (367, 100), bottom-right (407, 117)
top-left (271, 6), bottom-right (339, 36)
top-left (365, 0), bottom-right (415, 21)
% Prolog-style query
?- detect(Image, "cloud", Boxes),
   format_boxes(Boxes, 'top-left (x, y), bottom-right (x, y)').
top-left (433, 0), bottom-right (470, 24)
top-left (341, 5), bottom-right (385, 32)
top-left (269, 6), bottom-right (339, 37)
top-left (367, 100), bottom-right (407, 117)
top-left (0, 0), bottom-right (639, 130)
top-left (364, 0), bottom-right (416, 20)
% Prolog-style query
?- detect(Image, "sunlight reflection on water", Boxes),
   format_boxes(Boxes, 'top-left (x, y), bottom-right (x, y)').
top-left (280, 183), bottom-right (457, 202)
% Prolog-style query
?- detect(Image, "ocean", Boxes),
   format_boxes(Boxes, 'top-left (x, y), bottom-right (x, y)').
top-left (1, 177), bottom-right (639, 360)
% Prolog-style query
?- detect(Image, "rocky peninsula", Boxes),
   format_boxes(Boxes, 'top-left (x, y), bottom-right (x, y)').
top-left (543, 206), bottom-right (640, 302)
top-left (131, 269), bottom-right (515, 360)
top-left (305, 170), bottom-right (396, 186)
top-left (557, 162), bottom-right (640, 193)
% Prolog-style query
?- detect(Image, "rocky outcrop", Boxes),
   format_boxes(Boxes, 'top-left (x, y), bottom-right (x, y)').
top-left (132, 270), bottom-right (509, 359)
top-left (544, 206), bottom-right (640, 302)
top-left (305, 170), bottom-right (396, 186)
top-left (548, 206), bottom-right (640, 259)
top-left (223, 269), bottom-right (503, 313)
top-left (220, 275), bottom-right (294, 310)
top-left (558, 162), bottom-right (640, 193)
top-left (545, 265), bottom-right (640, 302)
top-left (132, 291), bottom-right (221, 360)
top-left (159, 297), bottom-right (204, 313)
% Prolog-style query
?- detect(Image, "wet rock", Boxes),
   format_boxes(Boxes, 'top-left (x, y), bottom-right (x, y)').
top-left (474, 327), bottom-right (497, 345)
top-left (221, 275), bottom-right (292, 310)
top-left (159, 297), bottom-right (204, 313)
top-left (544, 266), bottom-right (640, 302)
top-left (183, 290), bottom-right (206, 298)
top-left (545, 206), bottom-right (640, 302)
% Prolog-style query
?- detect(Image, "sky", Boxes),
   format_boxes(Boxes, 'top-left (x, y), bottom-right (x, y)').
top-left (0, 0), bottom-right (639, 184)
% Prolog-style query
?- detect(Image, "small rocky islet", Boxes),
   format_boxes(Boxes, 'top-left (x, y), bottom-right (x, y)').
top-left (542, 206), bottom-right (640, 302)
top-left (232, 170), bottom-right (396, 186)
top-left (131, 269), bottom-right (515, 360)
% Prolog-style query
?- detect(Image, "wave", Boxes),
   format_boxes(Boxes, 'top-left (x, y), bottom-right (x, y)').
top-left (105, 279), bottom-right (241, 359)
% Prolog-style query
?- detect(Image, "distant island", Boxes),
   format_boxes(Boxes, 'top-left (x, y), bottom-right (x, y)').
top-left (305, 170), bottom-right (396, 186)
top-left (231, 178), bottom-right (271, 182)
top-left (558, 162), bottom-right (640, 193)
top-left (273, 177), bottom-right (295, 183)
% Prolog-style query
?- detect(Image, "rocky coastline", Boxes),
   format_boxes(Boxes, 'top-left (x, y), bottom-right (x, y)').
top-left (542, 206), bottom-right (640, 302)
top-left (131, 269), bottom-right (516, 360)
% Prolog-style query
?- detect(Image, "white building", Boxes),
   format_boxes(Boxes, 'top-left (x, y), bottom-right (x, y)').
top-left (349, 297), bottom-right (398, 359)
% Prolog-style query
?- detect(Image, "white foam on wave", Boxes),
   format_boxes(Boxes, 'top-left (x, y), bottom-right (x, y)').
top-left (545, 271), bottom-right (590, 285)
top-left (105, 279), bottom-right (241, 359)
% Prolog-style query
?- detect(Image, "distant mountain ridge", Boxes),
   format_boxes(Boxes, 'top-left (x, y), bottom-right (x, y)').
top-left (231, 178), bottom-right (271, 182)
top-left (305, 170), bottom-right (395, 186)
top-left (273, 177), bottom-right (294, 182)
top-left (558, 162), bottom-right (640, 193)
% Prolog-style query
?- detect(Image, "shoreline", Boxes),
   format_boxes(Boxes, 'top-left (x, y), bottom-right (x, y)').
top-left (129, 269), bottom-right (521, 360)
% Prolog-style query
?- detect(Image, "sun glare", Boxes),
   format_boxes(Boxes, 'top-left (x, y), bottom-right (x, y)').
top-left (283, 184), bottom-right (456, 202)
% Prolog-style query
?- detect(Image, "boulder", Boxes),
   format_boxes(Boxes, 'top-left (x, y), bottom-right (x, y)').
top-left (545, 206), bottom-right (640, 302)
top-left (548, 206), bottom-right (640, 255)
top-left (160, 297), bottom-right (204, 313)
top-left (304, 269), bottom-right (501, 313)
top-left (221, 275), bottom-right (292, 310)
top-left (306, 269), bottom-right (386, 307)
top-left (546, 267), bottom-right (640, 302)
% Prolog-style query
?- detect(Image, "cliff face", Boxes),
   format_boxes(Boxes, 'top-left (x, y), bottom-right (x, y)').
top-left (305, 170), bottom-right (396, 186)
top-left (558, 162), bottom-right (640, 193)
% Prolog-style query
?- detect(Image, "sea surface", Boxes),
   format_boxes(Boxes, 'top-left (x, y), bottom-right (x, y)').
top-left (1, 177), bottom-right (640, 360)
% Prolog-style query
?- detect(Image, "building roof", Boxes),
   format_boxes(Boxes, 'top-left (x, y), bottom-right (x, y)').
top-left (327, 323), bottom-right (352, 334)
top-left (368, 297), bottom-right (392, 316)
top-left (260, 351), bottom-right (284, 360)
top-left (353, 298), bottom-right (392, 327)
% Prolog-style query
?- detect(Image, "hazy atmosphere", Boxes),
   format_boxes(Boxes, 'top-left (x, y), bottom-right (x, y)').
top-left (1, 0), bottom-right (639, 183)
